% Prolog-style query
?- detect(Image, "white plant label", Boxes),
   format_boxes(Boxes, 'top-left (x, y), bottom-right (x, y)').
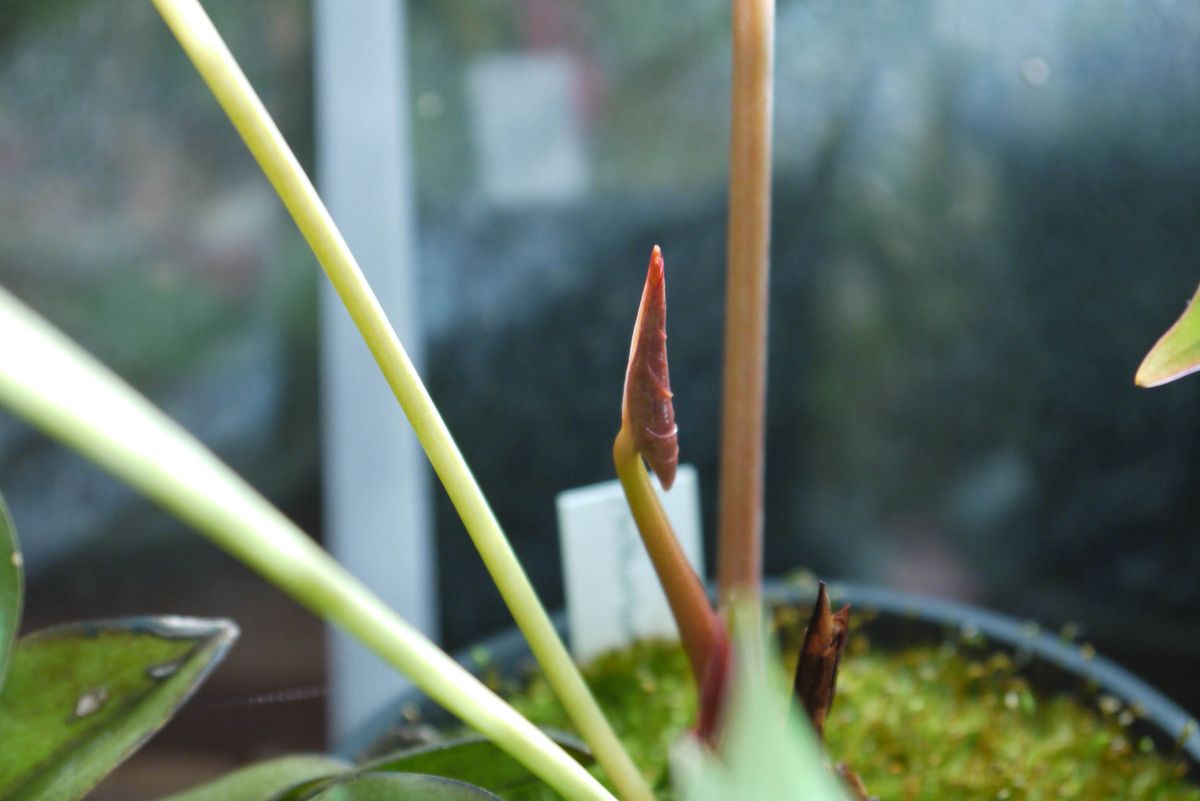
top-left (556, 465), bottom-right (704, 661)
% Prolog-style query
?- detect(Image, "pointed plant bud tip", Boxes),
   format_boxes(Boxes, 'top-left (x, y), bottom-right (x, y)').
top-left (802, 582), bottom-right (833, 655)
top-left (649, 244), bottom-right (664, 281)
top-left (622, 245), bottom-right (679, 490)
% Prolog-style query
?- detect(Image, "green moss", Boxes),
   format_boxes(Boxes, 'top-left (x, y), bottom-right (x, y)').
top-left (499, 614), bottom-right (1199, 801)
top-left (824, 643), bottom-right (1197, 801)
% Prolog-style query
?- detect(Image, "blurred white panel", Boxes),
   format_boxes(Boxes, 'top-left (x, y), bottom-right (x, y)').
top-left (314, 0), bottom-right (437, 743)
top-left (467, 52), bottom-right (588, 205)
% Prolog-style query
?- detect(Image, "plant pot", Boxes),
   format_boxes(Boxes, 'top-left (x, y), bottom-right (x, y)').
top-left (338, 580), bottom-right (1200, 789)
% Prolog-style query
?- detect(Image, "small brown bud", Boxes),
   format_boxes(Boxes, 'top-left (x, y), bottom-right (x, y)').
top-left (793, 581), bottom-right (850, 738)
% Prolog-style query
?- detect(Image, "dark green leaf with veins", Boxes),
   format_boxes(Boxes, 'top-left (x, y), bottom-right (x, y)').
top-left (0, 616), bottom-right (237, 801)
top-left (155, 754), bottom-right (352, 801)
top-left (297, 772), bottom-right (506, 801)
top-left (0, 490), bottom-right (21, 690)
top-left (356, 732), bottom-right (592, 796)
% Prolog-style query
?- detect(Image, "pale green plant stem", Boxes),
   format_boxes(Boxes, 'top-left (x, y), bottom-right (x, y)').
top-left (613, 428), bottom-right (719, 688)
top-left (0, 287), bottom-right (611, 801)
top-left (151, 3), bottom-right (652, 800)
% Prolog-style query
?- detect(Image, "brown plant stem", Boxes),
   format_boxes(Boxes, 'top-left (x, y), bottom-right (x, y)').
top-left (613, 427), bottom-right (721, 687)
top-left (717, 0), bottom-right (775, 603)
top-left (694, 619), bottom-right (732, 745)
top-left (837, 763), bottom-right (875, 801)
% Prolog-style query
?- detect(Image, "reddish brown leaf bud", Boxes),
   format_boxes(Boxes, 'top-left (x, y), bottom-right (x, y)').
top-left (622, 245), bottom-right (679, 490)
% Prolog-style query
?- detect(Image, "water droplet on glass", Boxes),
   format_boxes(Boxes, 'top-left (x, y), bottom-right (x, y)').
top-left (1021, 57), bottom-right (1051, 87)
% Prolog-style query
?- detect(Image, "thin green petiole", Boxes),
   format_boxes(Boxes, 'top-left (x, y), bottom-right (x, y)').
top-left (151, 3), bottom-right (652, 799)
top-left (613, 427), bottom-right (721, 688)
top-left (0, 287), bottom-right (613, 801)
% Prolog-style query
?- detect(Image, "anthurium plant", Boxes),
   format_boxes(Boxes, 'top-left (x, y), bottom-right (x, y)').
top-left (0, 0), bottom-right (854, 800)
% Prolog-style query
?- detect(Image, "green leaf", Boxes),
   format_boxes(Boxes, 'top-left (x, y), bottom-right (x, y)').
top-left (277, 734), bottom-right (591, 801)
top-left (298, 772), bottom-right (505, 801)
top-left (0, 490), bottom-right (22, 690)
top-left (358, 732), bottom-right (592, 796)
top-left (0, 616), bottom-right (238, 801)
top-left (1136, 282), bottom-right (1200, 387)
top-left (671, 615), bottom-right (849, 801)
top-left (156, 755), bottom-right (351, 801)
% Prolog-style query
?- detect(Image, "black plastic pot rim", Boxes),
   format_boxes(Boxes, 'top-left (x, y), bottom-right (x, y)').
top-left (338, 579), bottom-right (1200, 774)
